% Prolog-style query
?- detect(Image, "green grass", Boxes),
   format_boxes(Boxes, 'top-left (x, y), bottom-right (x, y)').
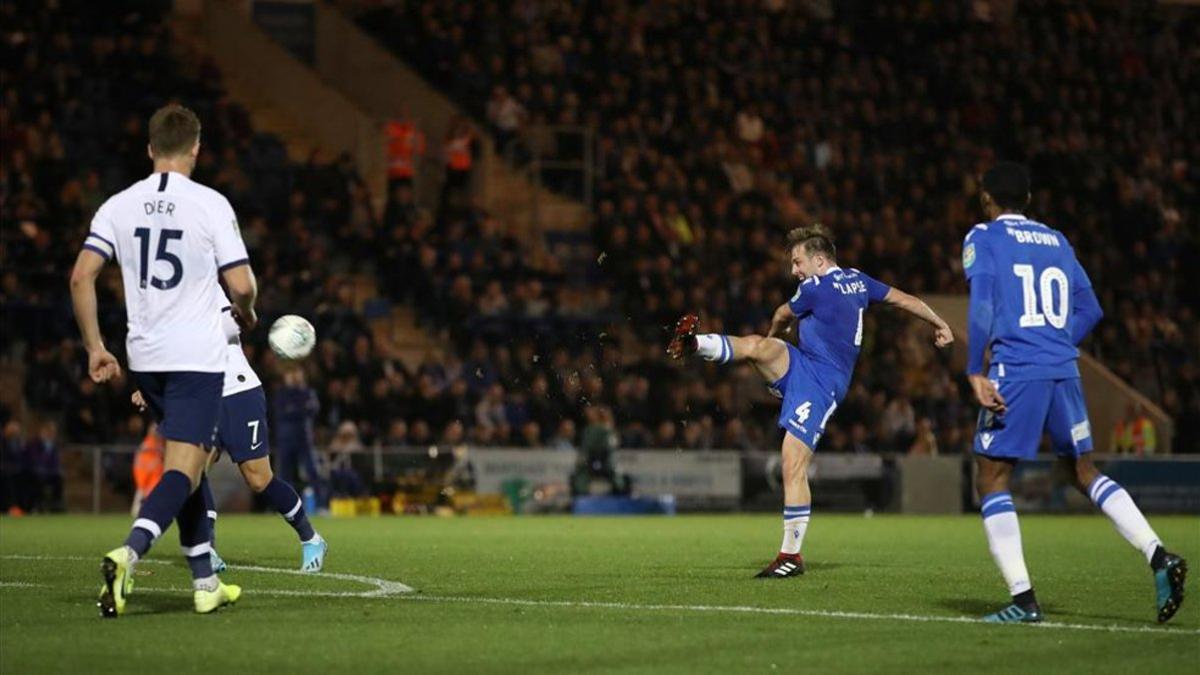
top-left (1, 514), bottom-right (1197, 674)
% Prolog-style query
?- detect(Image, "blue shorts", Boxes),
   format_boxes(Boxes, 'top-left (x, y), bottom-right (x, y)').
top-left (974, 377), bottom-right (1093, 460)
top-left (131, 371), bottom-right (223, 446)
top-left (771, 344), bottom-right (839, 449)
top-left (216, 387), bottom-right (270, 463)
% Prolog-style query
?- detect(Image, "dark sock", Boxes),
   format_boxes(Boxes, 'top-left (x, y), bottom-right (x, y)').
top-left (200, 474), bottom-right (217, 548)
top-left (1150, 545), bottom-right (1168, 570)
top-left (176, 481), bottom-right (214, 580)
top-left (124, 470), bottom-right (191, 557)
top-left (263, 477), bottom-right (316, 541)
top-left (1013, 589), bottom-right (1038, 609)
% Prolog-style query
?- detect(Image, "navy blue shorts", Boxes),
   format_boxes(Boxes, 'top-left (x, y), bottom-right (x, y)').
top-left (770, 344), bottom-right (839, 449)
top-left (131, 371), bottom-right (223, 446)
top-left (216, 387), bottom-right (270, 463)
top-left (974, 377), bottom-right (1093, 460)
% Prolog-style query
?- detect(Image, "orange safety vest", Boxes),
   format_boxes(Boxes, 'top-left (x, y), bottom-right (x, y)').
top-left (445, 134), bottom-right (473, 172)
top-left (133, 433), bottom-right (164, 494)
top-left (386, 120), bottom-right (425, 179)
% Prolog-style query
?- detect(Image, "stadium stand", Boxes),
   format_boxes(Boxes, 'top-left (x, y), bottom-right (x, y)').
top-left (1, 0), bottom-right (1196, 509)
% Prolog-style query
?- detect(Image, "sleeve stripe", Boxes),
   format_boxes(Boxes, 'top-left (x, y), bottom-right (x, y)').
top-left (217, 258), bottom-right (250, 273)
top-left (87, 231), bottom-right (116, 249)
top-left (82, 243), bottom-right (112, 260)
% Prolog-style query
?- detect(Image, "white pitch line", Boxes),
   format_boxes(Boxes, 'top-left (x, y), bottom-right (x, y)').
top-left (0, 554), bottom-right (411, 597)
top-left (2, 554), bottom-right (1196, 636)
top-left (0, 581), bottom-right (46, 588)
top-left (401, 594), bottom-right (1200, 637)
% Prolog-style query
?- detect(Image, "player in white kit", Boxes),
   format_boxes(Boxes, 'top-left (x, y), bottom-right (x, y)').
top-left (70, 104), bottom-right (258, 617)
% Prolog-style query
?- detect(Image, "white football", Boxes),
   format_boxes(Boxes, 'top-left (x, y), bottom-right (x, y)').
top-left (269, 315), bottom-right (316, 360)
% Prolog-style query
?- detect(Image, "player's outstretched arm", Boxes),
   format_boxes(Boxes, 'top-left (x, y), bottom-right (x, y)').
top-left (69, 249), bottom-right (121, 383)
top-left (767, 302), bottom-right (796, 340)
top-left (880, 288), bottom-right (954, 348)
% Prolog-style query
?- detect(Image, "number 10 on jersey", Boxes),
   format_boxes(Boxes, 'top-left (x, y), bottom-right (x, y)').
top-left (1013, 264), bottom-right (1068, 329)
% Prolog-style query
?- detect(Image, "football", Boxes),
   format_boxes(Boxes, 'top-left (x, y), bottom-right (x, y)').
top-left (268, 314), bottom-right (316, 360)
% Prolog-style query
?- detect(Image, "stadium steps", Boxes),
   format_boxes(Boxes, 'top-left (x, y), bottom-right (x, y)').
top-left (168, 17), bottom-right (322, 163)
top-left (370, 305), bottom-right (444, 373)
top-left (350, 275), bottom-right (441, 372)
top-left (301, 3), bottom-right (594, 255)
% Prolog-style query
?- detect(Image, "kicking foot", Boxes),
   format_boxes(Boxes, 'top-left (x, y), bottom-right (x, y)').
top-left (1155, 552), bottom-right (1187, 623)
top-left (755, 553), bottom-right (805, 579)
top-left (666, 313), bottom-right (699, 360)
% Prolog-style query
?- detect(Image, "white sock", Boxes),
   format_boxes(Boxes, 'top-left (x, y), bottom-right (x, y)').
top-left (980, 492), bottom-right (1032, 595)
top-left (694, 334), bottom-right (733, 363)
top-left (192, 575), bottom-right (218, 592)
top-left (1088, 475), bottom-right (1162, 563)
top-left (124, 545), bottom-right (140, 565)
top-left (780, 505), bottom-right (811, 555)
top-left (303, 534), bottom-right (322, 545)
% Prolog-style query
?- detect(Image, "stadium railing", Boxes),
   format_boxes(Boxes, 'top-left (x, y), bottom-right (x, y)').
top-left (29, 445), bottom-right (1200, 516)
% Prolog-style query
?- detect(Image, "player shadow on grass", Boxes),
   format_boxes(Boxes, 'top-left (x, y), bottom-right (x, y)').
top-left (648, 561), bottom-right (846, 574)
top-left (936, 598), bottom-right (1089, 620)
top-left (67, 591), bottom-right (184, 616)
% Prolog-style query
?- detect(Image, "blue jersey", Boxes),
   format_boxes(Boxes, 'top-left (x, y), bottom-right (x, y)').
top-left (787, 266), bottom-right (891, 399)
top-left (962, 214), bottom-right (1094, 380)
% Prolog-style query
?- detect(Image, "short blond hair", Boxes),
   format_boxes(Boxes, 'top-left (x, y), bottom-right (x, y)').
top-left (786, 223), bottom-right (836, 261)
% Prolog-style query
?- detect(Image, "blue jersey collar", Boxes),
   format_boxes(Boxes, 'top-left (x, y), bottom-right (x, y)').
top-left (994, 214), bottom-right (1048, 228)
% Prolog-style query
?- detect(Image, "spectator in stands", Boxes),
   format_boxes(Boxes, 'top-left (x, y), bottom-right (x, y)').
top-left (275, 368), bottom-right (325, 505)
top-left (25, 420), bottom-right (63, 512)
top-left (329, 420), bottom-right (366, 497)
top-left (907, 418), bottom-right (939, 457)
top-left (486, 85), bottom-right (526, 152)
top-left (1, 420), bottom-right (30, 515)
top-left (1112, 403), bottom-right (1158, 455)
top-left (439, 117), bottom-right (477, 213)
top-left (548, 419), bottom-right (578, 452)
top-left (385, 110), bottom-right (426, 192)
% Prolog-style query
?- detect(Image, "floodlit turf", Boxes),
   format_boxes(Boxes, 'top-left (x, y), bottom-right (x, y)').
top-left (0, 514), bottom-right (1197, 674)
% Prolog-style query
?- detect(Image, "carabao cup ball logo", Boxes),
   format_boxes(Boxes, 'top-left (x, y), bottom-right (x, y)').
top-left (963, 243), bottom-right (976, 269)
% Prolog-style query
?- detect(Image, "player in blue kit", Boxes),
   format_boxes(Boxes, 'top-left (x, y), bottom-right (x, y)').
top-left (668, 224), bottom-right (953, 578)
top-left (964, 162), bottom-right (1187, 624)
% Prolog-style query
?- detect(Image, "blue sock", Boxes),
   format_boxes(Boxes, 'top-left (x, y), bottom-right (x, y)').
top-left (176, 480), bottom-right (214, 581)
top-left (263, 477), bottom-right (316, 541)
top-left (124, 470), bottom-right (191, 557)
top-left (201, 474), bottom-right (217, 547)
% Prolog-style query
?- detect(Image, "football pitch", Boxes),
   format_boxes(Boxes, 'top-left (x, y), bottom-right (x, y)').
top-left (1, 514), bottom-right (1196, 674)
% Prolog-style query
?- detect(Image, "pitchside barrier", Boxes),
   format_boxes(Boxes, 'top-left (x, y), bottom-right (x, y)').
top-left (32, 445), bottom-right (1200, 515)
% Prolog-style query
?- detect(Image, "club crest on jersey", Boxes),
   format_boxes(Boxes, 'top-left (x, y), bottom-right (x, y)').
top-left (963, 243), bottom-right (976, 269)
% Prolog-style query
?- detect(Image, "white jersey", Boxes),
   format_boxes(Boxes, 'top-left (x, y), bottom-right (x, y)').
top-left (217, 293), bottom-right (263, 397)
top-left (84, 171), bottom-right (249, 373)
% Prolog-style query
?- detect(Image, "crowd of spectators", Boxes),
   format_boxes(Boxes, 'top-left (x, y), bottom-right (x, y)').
top-left (358, 0), bottom-right (1199, 452)
top-left (0, 2), bottom-right (378, 464)
top-left (3, 0), bottom-right (1197, 498)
